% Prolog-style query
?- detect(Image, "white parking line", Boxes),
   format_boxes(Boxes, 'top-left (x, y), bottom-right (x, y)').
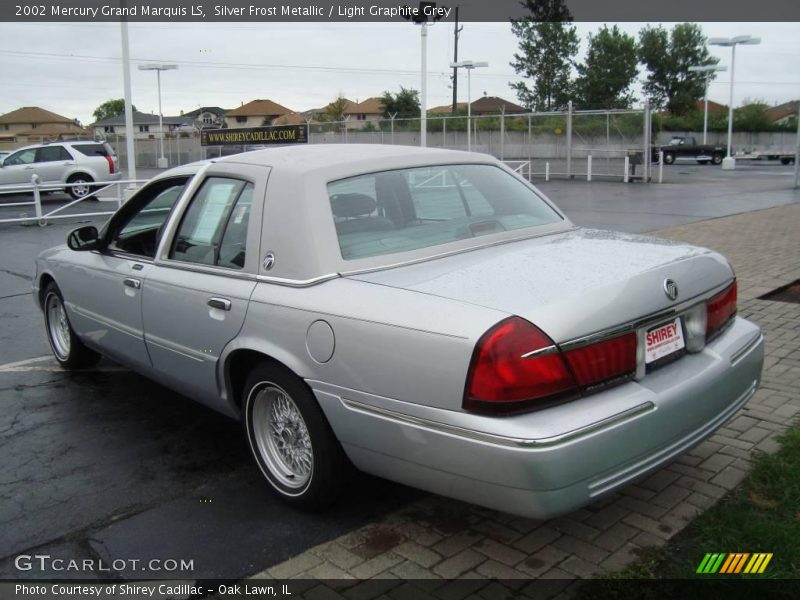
top-left (0, 355), bottom-right (127, 373)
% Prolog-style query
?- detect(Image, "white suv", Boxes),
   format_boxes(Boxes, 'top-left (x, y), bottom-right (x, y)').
top-left (0, 141), bottom-right (120, 199)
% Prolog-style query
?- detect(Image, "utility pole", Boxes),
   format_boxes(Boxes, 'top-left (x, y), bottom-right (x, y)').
top-left (451, 7), bottom-right (463, 114)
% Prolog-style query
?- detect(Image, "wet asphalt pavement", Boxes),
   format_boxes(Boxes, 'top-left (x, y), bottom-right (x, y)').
top-left (1, 160), bottom-right (798, 580)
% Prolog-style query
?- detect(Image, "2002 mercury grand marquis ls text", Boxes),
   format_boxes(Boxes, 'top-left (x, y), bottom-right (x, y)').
top-left (34, 145), bottom-right (763, 518)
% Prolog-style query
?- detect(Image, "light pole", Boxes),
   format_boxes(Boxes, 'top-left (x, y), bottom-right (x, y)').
top-left (404, 2), bottom-right (443, 148)
top-left (138, 63), bottom-right (178, 168)
top-left (709, 35), bottom-right (760, 170)
top-left (688, 64), bottom-right (727, 144)
top-left (450, 60), bottom-right (488, 152)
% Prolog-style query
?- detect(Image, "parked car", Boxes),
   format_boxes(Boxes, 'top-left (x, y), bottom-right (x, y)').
top-left (33, 145), bottom-right (763, 518)
top-left (0, 141), bottom-right (120, 199)
top-left (659, 136), bottom-right (725, 165)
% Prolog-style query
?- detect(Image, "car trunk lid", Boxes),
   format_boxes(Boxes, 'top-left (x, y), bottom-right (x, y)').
top-left (347, 228), bottom-right (733, 343)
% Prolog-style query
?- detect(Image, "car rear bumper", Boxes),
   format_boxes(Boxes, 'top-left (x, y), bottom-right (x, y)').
top-left (312, 316), bottom-right (763, 519)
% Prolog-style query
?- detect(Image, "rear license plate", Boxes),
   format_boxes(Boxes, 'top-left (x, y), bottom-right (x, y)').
top-left (645, 317), bottom-right (685, 364)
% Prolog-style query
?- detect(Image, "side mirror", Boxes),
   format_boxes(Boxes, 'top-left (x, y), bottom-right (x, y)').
top-left (67, 225), bottom-right (100, 251)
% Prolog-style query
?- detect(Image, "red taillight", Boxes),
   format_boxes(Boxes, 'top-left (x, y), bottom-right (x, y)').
top-left (104, 155), bottom-right (115, 174)
top-left (563, 333), bottom-right (637, 388)
top-left (706, 281), bottom-right (737, 339)
top-left (464, 317), bottom-right (578, 415)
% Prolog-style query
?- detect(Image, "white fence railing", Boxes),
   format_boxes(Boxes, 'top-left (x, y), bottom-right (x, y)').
top-left (0, 175), bottom-right (147, 226)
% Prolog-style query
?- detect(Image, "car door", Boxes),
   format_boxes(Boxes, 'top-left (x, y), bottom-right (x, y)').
top-left (34, 145), bottom-right (73, 185)
top-left (0, 148), bottom-right (37, 186)
top-left (142, 164), bottom-right (268, 409)
top-left (58, 176), bottom-right (191, 372)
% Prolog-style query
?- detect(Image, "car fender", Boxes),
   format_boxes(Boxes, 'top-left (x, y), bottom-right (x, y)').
top-left (218, 332), bottom-right (314, 418)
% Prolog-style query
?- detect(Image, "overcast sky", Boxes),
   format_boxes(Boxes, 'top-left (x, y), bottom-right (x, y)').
top-left (0, 21), bottom-right (798, 125)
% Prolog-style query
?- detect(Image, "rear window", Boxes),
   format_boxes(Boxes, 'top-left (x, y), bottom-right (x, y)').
top-left (327, 164), bottom-right (562, 260)
top-left (71, 143), bottom-right (113, 157)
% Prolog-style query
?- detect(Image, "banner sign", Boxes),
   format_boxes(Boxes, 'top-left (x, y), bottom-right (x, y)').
top-left (201, 124), bottom-right (308, 147)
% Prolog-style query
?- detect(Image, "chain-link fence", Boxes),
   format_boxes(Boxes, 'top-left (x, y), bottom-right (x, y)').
top-left (103, 103), bottom-right (655, 181)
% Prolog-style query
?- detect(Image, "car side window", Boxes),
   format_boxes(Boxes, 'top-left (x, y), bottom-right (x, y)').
top-left (36, 146), bottom-right (71, 162)
top-left (170, 177), bottom-right (252, 269)
top-left (108, 179), bottom-right (189, 258)
top-left (4, 149), bottom-right (36, 166)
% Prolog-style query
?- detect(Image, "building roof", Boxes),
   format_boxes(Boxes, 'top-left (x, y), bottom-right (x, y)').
top-left (91, 110), bottom-right (191, 127)
top-left (345, 97), bottom-right (384, 116)
top-left (226, 99), bottom-right (292, 117)
top-left (770, 99), bottom-right (799, 113)
top-left (470, 96), bottom-right (526, 114)
top-left (428, 103), bottom-right (468, 114)
top-left (692, 99), bottom-right (728, 113)
top-left (182, 106), bottom-right (229, 118)
top-left (766, 100), bottom-right (798, 123)
top-left (272, 112), bottom-right (315, 126)
top-left (14, 125), bottom-right (91, 138)
top-left (0, 106), bottom-right (77, 125)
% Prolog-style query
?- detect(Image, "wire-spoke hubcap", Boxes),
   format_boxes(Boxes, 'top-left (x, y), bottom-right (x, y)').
top-left (252, 384), bottom-right (312, 490)
top-left (46, 294), bottom-right (70, 360)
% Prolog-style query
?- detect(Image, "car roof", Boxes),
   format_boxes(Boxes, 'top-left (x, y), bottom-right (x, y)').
top-left (9, 140), bottom-right (106, 152)
top-left (155, 144), bottom-right (500, 183)
top-left (149, 144), bottom-right (568, 283)
top-left (219, 144), bottom-right (491, 173)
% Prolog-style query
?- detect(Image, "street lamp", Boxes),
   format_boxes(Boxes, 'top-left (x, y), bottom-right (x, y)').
top-left (688, 64), bottom-right (727, 144)
top-left (709, 35), bottom-right (761, 170)
top-left (450, 60), bottom-right (488, 152)
top-left (138, 63), bottom-right (178, 169)
top-left (403, 2), bottom-right (444, 148)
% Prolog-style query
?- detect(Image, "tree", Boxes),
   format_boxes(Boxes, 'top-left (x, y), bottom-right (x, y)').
top-left (322, 95), bottom-right (350, 123)
top-left (509, 0), bottom-right (578, 111)
top-left (93, 99), bottom-right (135, 122)
top-left (381, 87), bottom-right (420, 119)
top-left (638, 23), bottom-right (718, 115)
top-left (734, 100), bottom-right (772, 132)
top-left (573, 25), bottom-right (638, 110)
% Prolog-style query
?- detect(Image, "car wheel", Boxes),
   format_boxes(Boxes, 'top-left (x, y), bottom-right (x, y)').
top-left (243, 362), bottom-right (346, 509)
top-left (43, 283), bottom-right (101, 369)
top-left (711, 153), bottom-right (723, 166)
top-left (781, 157), bottom-right (793, 166)
top-left (67, 174), bottom-right (95, 200)
top-left (663, 152), bottom-right (675, 165)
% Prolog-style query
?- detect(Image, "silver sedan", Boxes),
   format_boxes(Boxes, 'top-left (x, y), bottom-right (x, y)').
top-left (34, 145), bottom-right (763, 518)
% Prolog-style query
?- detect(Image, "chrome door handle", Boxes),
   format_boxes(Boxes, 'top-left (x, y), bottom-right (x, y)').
top-left (123, 278), bottom-right (141, 289)
top-left (24, 166), bottom-right (34, 169)
top-left (207, 297), bottom-right (231, 311)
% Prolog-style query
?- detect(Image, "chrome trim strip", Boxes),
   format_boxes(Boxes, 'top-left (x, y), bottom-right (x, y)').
top-left (730, 332), bottom-right (763, 365)
top-left (144, 334), bottom-right (206, 363)
top-left (70, 304), bottom-right (142, 340)
top-left (559, 279), bottom-right (734, 351)
top-left (255, 273), bottom-right (341, 288)
top-left (521, 345), bottom-right (558, 359)
top-left (155, 260), bottom-right (258, 281)
top-left (588, 380), bottom-right (756, 496)
top-left (339, 397), bottom-right (655, 449)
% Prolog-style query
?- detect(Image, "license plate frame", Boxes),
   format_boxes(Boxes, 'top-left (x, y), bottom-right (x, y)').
top-left (644, 317), bottom-right (686, 365)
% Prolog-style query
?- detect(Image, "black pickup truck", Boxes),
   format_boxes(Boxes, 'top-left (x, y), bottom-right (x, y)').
top-left (658, 136), bottom-right (725, 165)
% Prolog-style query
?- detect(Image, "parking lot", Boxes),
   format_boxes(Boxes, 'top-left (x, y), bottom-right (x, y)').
top-left (1, 159), bottom-right (799, 584)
